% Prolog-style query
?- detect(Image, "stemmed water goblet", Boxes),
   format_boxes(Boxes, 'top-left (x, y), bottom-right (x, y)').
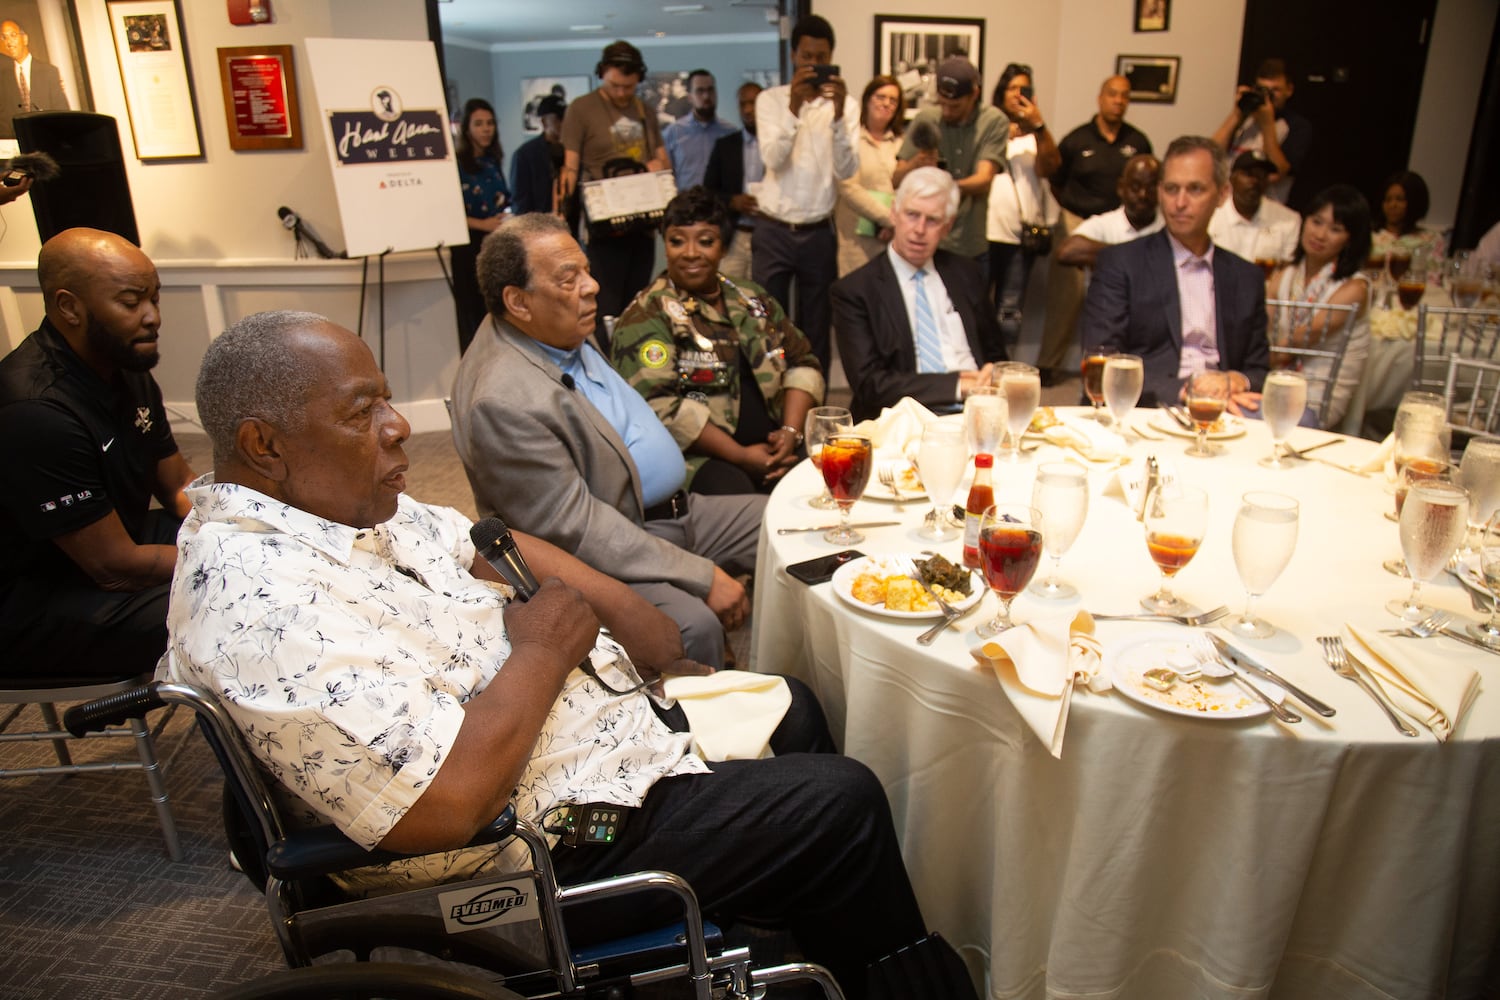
top-left (1383, 460), bottom-right (1453, 575)
top-left (975, 503), bottom-right (1044, 636)
top-left (1227, 492), bottom-right (1299, 638)
top-left (1102, 353), bottom-right (1144, 434)
top-left (1141, 484), bottom-right (1208, 615)
top-left (1029, 463), bottom-right (1088, 599)
top-left (1458, 438), bottom-right (1500, 554)
top-left (1467, 509), bottom-right (1500, 646)
top-left (1081, 352), bottom-right (1109, 421)
top-left (916, 423), bottom-right (967, 541)
top-left (1183, 371), bottom-right (1229, 458)
top-left (1387, 479), bottom-right (1469, 621)
top-left (963, 387), bottom-right (1007, 459)
top-left (995, 362), bottom-right (1041, 461)
top-left (818, 432), bottom-right (874, 544)
top-left (1259, 370), bottom-right (1308, 469)
top-left (804, 406), bottom-right (852, 510)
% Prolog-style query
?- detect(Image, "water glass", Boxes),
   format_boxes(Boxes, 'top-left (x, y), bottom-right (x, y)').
top-left (804, 406), bottom-right (852, 510)
top-left (1459, 438), bottom-right (1500, 543)
top-left (1387, 479), bottom-right (1469, 621)
top-left (916, 423), bottom-right (967, 541)
top-left (1260, 371), bottom-right (1308, 469)
top-left (1081, 353), bottom-right (1109, 420)
top-left (975, 503), bottom-right (1044, 636)
top-left (963, 387), bottom-right (1007, 458)
top-left (1227, 492), bottom-right (1298, 638)
top-left (996, 362), bottom-right (1041, 461)
top-left (1392, 393), bottom-right (1450, 475)
top-left (1029, 463), bottom-right (1088, 599)
top-left (1102, 354), bottom-right (1144, 432)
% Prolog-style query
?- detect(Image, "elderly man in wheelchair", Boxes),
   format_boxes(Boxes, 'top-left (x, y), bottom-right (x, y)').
top-left (124, 310), bottom-right (938, 998)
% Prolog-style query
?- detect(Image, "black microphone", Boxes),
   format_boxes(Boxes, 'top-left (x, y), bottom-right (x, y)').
top-left (560, 373), bottom-right (575, 391)
top-left (470, 516), bottom-right (540, 601)
top-left (1, 151), bottom-right (60, 186)
top-left (276, 205), bottom-right (346, 259)
top-left (909, 120), bottom-right (941, 154)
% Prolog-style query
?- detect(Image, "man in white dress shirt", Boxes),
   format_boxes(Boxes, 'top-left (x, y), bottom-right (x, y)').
top-left (752, 14), bottom-right (859, 372)
top-left (1057, 153), bottom-right (1162, 269)
top-left (1208, 150), bottom-right (1301, 266)
top-left (832, 167), bottom-right (1006, 421)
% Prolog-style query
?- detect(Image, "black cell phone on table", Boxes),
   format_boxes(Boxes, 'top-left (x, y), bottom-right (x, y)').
top-left (787, 549), bottom-right (863, 586)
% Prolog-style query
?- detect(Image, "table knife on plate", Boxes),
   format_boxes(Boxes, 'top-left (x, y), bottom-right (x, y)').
top-left (1207, 633), bottom-right (1337, 717)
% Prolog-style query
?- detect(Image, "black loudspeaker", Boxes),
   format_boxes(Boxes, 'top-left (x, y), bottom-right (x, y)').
top-left (15, 111), bottom-right (140, 246)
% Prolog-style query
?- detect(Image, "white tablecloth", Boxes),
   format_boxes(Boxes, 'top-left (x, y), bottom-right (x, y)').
top-left (750, 410), bottom-right (1500, 1000)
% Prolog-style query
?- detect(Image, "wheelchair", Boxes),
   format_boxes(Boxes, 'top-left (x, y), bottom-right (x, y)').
top-left (65, 680), bottom-right (845, 1000)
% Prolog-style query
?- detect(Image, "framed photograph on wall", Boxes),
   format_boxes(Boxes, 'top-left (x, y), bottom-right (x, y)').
top-left (1116, 54), bottom-right (1180, 104)
top-left (217, 44), bottom-right (302, 151)
top-left (0, 0), bottom-right (92, 145)
top-left (873, 15), bottom-right (985, 119)
top-left (105, 0), bottom-right (203, 159)
top-left (1134, 0), bottom-right (1170, 33)
top-left (519, 75), bottom-right (590, 134)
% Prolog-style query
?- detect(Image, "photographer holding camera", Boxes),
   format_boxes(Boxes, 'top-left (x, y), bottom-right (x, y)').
top-left (1211, 57), bottom-right (1312, 205)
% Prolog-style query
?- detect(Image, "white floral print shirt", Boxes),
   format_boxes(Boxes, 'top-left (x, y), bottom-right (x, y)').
top-left (164, 477), bottom-right (705, 892)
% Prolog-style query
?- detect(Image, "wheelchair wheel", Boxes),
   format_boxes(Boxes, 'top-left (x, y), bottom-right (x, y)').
top-left (215, 961), bottom-right (525, 999)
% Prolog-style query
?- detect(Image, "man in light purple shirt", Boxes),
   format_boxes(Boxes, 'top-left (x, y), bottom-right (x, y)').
top-left (1080, 135), bottom-right (1267, 411)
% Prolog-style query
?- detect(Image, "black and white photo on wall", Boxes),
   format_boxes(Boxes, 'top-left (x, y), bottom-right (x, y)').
top-left (1116, 54), bottom-right (1179, 104)
top-left (873, 15), bottom-right (984, 120)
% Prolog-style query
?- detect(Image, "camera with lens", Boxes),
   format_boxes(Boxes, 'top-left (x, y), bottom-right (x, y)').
top-left (1237, 86), bottom-right (1270, 116)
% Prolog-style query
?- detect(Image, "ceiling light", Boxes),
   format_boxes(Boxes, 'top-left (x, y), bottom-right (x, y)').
top-left (569, 24), bottom-right (604, 31)
top-left (663, 4), bottom-right (706, 11)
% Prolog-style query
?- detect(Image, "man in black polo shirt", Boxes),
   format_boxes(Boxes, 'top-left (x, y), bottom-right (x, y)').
top-left (1036, 75), bottom-right (1152, 386)
top-left (0, 228), bottom-right (195, 679)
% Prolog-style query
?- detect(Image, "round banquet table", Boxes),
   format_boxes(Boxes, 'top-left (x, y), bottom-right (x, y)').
top-left (749, 409), bottom-right (1500, 1000)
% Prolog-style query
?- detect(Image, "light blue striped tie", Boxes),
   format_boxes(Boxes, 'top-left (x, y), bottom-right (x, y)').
top-left (913, 268), bottom-right (944, 374)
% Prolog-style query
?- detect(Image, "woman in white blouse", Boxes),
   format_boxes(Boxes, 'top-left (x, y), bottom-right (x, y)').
top-left (834, 76), bottom-right (905, 277)
top-left (985, 63), bottom-right (1060, 348)
top-left (1267, 184), bottom-right (1373, 429)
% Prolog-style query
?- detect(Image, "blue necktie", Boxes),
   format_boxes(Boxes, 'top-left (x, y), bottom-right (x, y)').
top-left (913, 268), bottom-right (944, 374)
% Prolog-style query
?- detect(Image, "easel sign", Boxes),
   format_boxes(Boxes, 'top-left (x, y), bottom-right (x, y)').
top-left (303, 37), bottom-right (467, 259)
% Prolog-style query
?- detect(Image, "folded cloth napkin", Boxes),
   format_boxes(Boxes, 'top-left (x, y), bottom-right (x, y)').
top-left (970, 610), bottom-right (1108, 757)
top-left (853, 397), bottom-right (939, 462)
top-left (1345, 623), bottom-right (1481, 741)
top-left (1363, 433), bottom-right (1396, 476)
top-left (1043, 418), bottom-right (1125, 463)
top-left (660, 670), bottom-right (791, 761)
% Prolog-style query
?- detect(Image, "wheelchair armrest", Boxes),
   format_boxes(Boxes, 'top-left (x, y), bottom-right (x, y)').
top-left (63, 683), bottom-right (164, 736)
top-left (265, 804), bottom-right (519, 881)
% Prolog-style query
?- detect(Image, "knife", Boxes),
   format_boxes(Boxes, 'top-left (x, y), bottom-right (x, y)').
top-left (776, 521), bottom-right (902, 535)
top-left (1284, 438), bottom-right (1343, 460)
top-left (1166, 405), bottom-right (1195, 430)
top-left (1207, 633), bottom-right (1337, 717)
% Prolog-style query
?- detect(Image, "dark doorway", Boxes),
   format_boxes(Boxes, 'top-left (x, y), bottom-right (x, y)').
top-left (1237, 0), bottom-right (1436, 213)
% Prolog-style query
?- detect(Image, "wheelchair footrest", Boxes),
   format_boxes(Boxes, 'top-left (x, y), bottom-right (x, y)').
top-left (571, 920), bottom-right (724, 976)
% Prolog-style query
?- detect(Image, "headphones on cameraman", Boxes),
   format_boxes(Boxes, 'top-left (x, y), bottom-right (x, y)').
top-left (596, 41), bottom-right (646, 80)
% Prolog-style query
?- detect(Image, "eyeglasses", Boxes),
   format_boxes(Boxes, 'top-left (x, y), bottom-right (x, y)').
top-left (869, 94), bottom-right (900, 106)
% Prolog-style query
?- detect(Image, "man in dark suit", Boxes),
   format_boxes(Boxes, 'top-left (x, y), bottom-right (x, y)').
top-left (1081, 135), bottom-right (1267, 412)
top-left (832, 166), bottom-right (1006, 422)
top-left (702, 81), bottom-right (762, 282)
top-left (1, 21), bottom-right (69, 112)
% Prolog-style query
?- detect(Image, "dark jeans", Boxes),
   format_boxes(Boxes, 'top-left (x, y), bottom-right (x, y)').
top-left (589, 229), bottom-right (657, 353)
top-left (0, 509), bottom-right (181, 679)
top-left (989, 241), bottom-right (1037, 348)
top-left (552, 677), bottom-right (925, 999)
top-left (752, 219), bottom-right (837, 373)
top-left (451, 231), bottom-right (487, 355)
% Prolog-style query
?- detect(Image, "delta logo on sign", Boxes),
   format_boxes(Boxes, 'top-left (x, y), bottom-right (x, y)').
top-left (330, 86), bottom-right (446, 165)
top-left (437, 878), bottom-right (538, 934)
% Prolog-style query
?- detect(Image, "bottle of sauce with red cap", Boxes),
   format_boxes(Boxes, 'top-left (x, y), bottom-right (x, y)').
top-left (963, 453), bottom-right (995, 569)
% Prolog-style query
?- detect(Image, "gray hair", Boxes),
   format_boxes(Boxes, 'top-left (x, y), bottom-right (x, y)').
top-left (196, 310), bottom-right (327, 464)
top-left (1163, 135), bottom-right (1229, 188)
top-left (476, 214), bottom-right (571, 319)
top-left (894, 166), bottom-right (960, 222)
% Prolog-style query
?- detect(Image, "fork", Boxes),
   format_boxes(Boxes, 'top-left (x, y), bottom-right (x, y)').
top-left (1192, 643), bottom-right (1302, 723)
top-left (898, 557), bottom-right (965, 645)
top-left (1383, 612), bottom-right (1500, 654)
top-left (1316, 635), bottom-right (1419, 737)
top-left (878, 465), bottom-right (905, 509)
top-left (1091, 606), bottom-right (1230, 627)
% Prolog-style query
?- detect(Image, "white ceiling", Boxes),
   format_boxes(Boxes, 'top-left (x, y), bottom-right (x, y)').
top-left (438, 0), bottom-right (782, 49)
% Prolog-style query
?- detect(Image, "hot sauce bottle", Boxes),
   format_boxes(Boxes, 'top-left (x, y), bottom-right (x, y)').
top-left (963, 453), bottom-right (995, 569)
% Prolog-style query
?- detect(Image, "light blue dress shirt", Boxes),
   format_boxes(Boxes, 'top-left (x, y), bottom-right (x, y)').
top-left (663, 115), bottom-right (737, 190)
top-left (522, 337), bottom-right (686, 507)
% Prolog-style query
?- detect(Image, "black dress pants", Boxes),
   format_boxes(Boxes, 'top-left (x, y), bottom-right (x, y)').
top-left (551, 677), bottom-right (926, 999)
top-left (587, 229), bottom-right (656, 353)
top-left (752, 219), bottom-right (837, 374)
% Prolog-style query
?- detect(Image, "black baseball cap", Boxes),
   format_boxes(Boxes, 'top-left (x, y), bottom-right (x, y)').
top-left (1232, 150), bottom-right (1273, 174)
top-left (935, 57), bottom-right (979, 99)
top-left (537, 95), bottom-right (567, 119)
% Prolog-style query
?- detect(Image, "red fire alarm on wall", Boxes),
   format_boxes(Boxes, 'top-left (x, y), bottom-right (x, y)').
top-left (227, 0), bottom-right (272, 26)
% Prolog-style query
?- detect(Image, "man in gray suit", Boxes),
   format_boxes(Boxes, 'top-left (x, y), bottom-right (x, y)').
top-left (450, 214), bottom-right (762, 667)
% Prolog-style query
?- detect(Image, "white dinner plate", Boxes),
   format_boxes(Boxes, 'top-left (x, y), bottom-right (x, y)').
top-left (831, 554), bottom-right (983, 620)
top-left (1105, 630), bottom-right (1284, 720)
top-left (861, 459), bottom-right (927, 502)
top-left (1149, 412), bottom-right (1248, 440)
top-left (1456, 553), bottom-right (1490, 599)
